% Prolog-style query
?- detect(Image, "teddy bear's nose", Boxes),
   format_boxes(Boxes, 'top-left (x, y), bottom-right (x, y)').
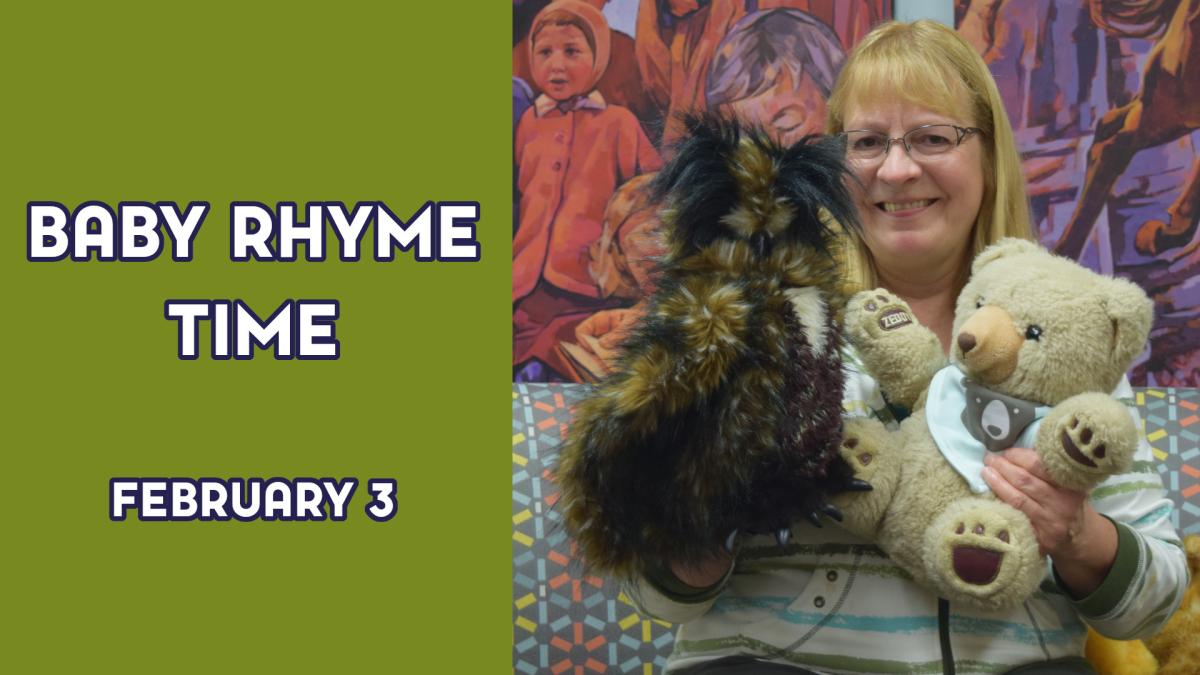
top-left (958, 332), bottom-right (977, 354)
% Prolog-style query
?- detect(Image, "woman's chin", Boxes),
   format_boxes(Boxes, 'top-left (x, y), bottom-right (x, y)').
top-left (871, 230), bottom-right (940, 258)
top-left (868, 229), bottom-right (973, 280)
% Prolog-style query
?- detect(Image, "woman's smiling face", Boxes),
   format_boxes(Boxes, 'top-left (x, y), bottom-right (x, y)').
top-left (843, 99), bottom-right (985, 270)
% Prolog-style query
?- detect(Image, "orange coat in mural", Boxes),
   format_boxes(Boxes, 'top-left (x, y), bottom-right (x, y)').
top-left (513, 1), bottom-right (664, 381)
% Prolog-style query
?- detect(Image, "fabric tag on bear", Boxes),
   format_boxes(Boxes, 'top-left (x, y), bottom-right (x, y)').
top-left (925, 366), bottom-right (1050, 493)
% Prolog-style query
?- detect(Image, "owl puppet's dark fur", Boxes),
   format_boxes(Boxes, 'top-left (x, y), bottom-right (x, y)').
top-left (557, 116), bottom-right (865, 579)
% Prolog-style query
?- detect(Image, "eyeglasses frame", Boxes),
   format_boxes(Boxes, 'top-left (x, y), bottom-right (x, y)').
top-left (839, 124), bottom-right (982, 162)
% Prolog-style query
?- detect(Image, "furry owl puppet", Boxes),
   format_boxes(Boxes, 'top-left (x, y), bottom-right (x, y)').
top-left (557, 116), bottom-right (870, 579)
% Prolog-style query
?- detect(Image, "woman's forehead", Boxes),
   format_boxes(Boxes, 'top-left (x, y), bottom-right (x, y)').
top-left (842, 87), bottom-right (973, 129)
top-left (843, 98), bottom-right (966, 127)
top-left (837, 55), bottom-right (973, 125)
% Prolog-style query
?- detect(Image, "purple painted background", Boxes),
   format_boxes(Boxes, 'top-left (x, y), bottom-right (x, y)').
top-left (956, 0), bottom-right (1200, 386)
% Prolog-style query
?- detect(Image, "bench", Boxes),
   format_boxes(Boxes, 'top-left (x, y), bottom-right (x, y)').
top-left (512, 383), bottom-right (1200, 673)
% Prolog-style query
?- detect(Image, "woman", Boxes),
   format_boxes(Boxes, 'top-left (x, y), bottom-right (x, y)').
top-left (628, 20), bottom-right (1187, 674)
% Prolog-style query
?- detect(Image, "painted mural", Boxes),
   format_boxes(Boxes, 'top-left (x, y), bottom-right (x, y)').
top-left (513, 0), bottom-right (890, 383)
top-left (514, 0), bottom-right (1198, 385)
top-left (956, 0), bottom-right (1200, 385)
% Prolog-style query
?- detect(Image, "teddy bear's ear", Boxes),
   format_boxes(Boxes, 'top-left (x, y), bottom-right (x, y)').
top-left (970, 238), bottom-right (1044, 275)
top-left (1101, 276), bottom-right (1154, 372)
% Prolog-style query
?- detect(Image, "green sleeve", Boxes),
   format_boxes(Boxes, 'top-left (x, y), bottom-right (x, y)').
top-left (1054, 516), bottom-right (1140, 616)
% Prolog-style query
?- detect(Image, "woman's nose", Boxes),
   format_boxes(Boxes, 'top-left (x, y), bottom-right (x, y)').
top-left (875, 143), bottom-right (922, 184)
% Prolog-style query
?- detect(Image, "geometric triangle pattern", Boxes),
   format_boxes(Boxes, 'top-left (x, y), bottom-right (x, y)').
top-left (513, 383), bottom-right (675, 675)
top-left (513, 384), bottom-right (1199, 672)
top-left (1139, 388), bottom-right (1200, 536)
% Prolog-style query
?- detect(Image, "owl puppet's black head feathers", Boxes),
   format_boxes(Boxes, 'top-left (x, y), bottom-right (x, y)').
top-left (557, 115), bottom-right (862, 579)
top-left (651, 114), bottom-right (860, 262)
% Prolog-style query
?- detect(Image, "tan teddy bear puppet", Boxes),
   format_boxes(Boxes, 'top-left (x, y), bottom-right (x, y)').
top-left (831, 237), bottom-right (1154, 611)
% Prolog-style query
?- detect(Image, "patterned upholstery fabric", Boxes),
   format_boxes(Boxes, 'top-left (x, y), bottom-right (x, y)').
top-left (512, 384), bottom-right (1200, 673)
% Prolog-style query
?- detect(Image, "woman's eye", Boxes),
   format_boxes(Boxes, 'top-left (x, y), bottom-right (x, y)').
top-left (913, 132), bottom-right (951, 147)
top-left (1025, 325), bottom-right (1043, 340)
top-left (853, 135), bottom-right (883, 150)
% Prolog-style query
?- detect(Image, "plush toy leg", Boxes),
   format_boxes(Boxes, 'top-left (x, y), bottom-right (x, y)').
top-left (844, 289), bottom-right (946, 412)
top-left (831, 416), bottom-right (900, 540)
top-left (923, 497), bottom-right (1045, 611)
top-left (1035, 392), bottom-right (1138, 492)
top-left (1085, 627), bottom-right (1159, 675)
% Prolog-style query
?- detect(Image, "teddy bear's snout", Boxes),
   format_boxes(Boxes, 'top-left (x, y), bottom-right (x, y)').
top-left (955, 307), bottom-right (1022, 383)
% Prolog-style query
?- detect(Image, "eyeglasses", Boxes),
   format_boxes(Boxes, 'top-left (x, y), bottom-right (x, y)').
top-left (839, 124), bottom-right (981, 162)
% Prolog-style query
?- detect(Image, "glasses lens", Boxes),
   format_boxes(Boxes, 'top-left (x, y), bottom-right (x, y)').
top-left (843, 131), bottom-right (887, 160)
top-left (905, 125), bottom-right (958, 157)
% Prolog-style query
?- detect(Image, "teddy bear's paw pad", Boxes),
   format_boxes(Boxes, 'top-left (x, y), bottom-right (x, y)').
top-left (950, 522), bottom-right (1012, 585)
top-left (847, 290), bottom-right (915, 340)
top-left (1060, 416), bottom-right (1109, 469)
top-left (928, 503), bottom-right (1042, 608)
top-left (840, 432), bottom-right (878, 470)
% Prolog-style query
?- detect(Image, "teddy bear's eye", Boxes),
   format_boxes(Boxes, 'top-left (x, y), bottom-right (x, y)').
top-left (1025, 325), bottom-right (1043, 341)
top-left (975, 297), bottom-right (984, 309)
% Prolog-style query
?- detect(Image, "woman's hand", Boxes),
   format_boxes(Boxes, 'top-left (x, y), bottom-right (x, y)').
top-left (668, 548), bottom-right (733, 590)
top-left (982, 447), bottom-right (1118, 598)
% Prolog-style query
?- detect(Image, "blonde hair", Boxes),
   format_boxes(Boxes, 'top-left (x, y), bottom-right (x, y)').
top-left (824, 20), bottom-right (1033, 292)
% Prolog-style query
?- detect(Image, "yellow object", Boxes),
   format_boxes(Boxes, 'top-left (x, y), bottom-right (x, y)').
top-left (1146, 536), bottom-right (1200, 675)
top-left (1085, 627), bottom-right (1157, 674)
top-left (1085, 536), bottom-right (1200, 674)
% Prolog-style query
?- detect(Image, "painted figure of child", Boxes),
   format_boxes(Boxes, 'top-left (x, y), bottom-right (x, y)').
top-left (514, 0), bottom-right (663, 382)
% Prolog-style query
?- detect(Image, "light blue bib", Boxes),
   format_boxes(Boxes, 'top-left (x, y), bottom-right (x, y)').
top-left (925, 366), bottom-right (1050, 494)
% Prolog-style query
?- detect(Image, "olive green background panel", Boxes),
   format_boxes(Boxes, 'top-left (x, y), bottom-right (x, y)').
top-left (2, 3), bottom-right (511, 672)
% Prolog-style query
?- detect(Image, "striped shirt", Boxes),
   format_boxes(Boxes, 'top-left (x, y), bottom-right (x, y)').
top-left (629, 349), bottom-right (1188, 674)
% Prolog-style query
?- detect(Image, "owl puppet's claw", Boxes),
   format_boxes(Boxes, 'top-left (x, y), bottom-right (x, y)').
top-left (804, 501), bottom-right (846, 529)
top-left (775, 528), bottom-right (791, 548)
top-left (723, 529), bottom-right (739, 554)
top-left (820, 503), bottom-right (844, 522)
top-left (843, 478), bottom-right (873, 492)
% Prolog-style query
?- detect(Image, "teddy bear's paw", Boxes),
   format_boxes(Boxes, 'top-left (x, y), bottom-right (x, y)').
top-left (829, 417), bottom-right (897, 539)
top-left (846, 289), bottom-right (917, 343)
top-left (1038, 395), bottom-right (1138, 491)
top-left (840, 433), bottom-right (878, 480)
top-left (924, 500), bottom-right (1043, 610)
top-left (837, 417), bottom-right (894, 483)
top-left (844, 290), bottom-right (944, 411)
